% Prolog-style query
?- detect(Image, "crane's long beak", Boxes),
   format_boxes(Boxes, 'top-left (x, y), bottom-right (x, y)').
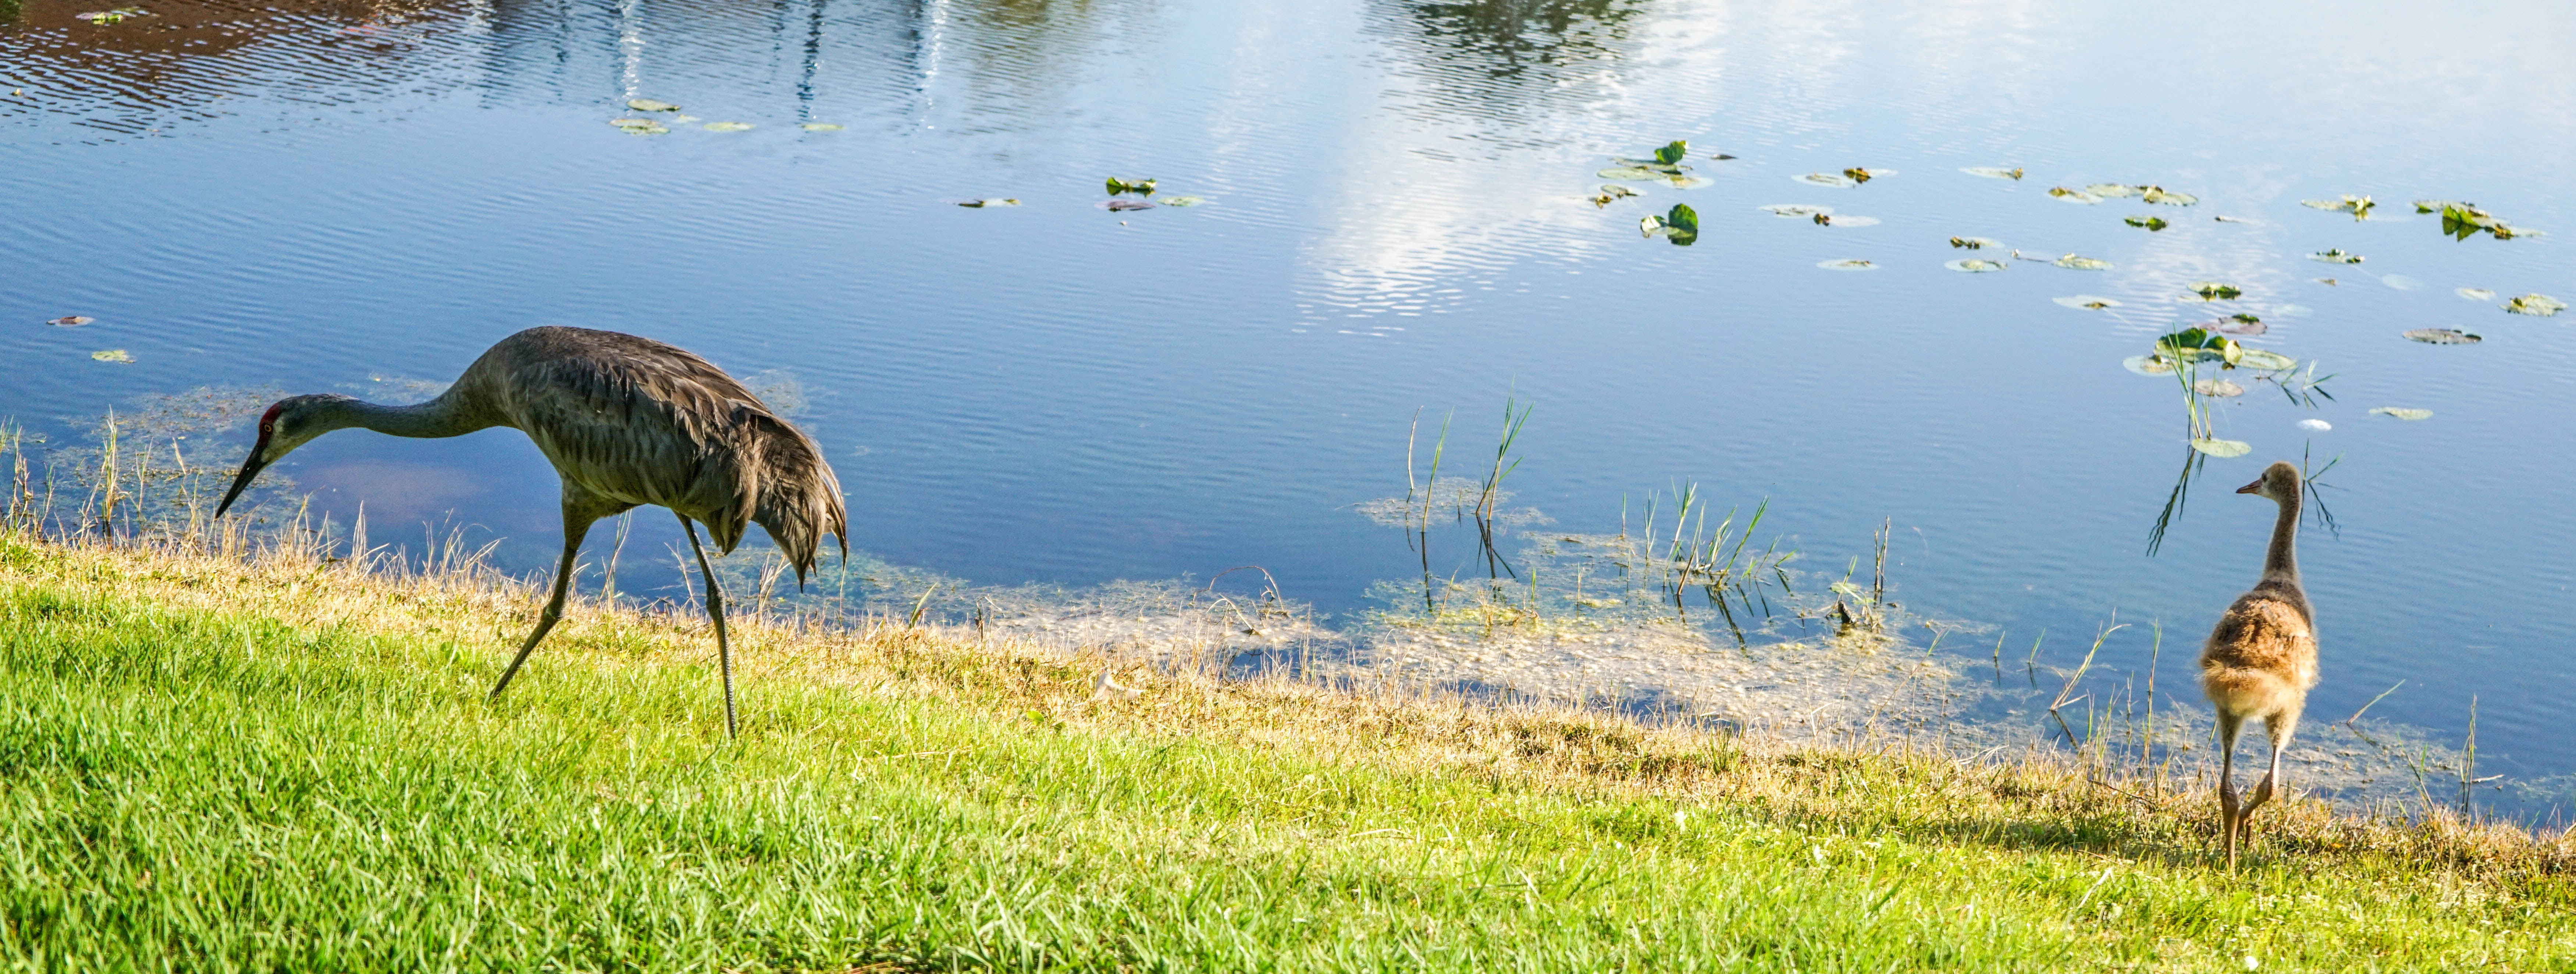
top-left (216, 451), bottom-right (268, 517)
top-left (2234, 479), bottom-right (2263, 495)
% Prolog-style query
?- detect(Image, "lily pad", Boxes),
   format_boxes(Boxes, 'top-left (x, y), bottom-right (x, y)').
top-left (2124, 216), bottom-right (2169, 231)
top-left (2402, 328), bottom-right (2480, 344)
top-left (1795, 173), bottom-right (1858, 188)
top-left (2504, 293), bottom-right (2566, 316)
top-left (1159, 196), bottom-right (1209, 207)
top-left (1841, 167), bottom-right (1887, 183)
top-left (800, 123), bottom-right (844, 131)
top-left (618, 124), bottom-right (670, 135)
top-left (1598, 166), bottom-right (1663, 180)
top-left (609, 118), bottom-right (662, 128)
top-left (955, 198), bottom-right (1020, 208)
top-left (2302, 195), bottom-right (2374, 219)
top-left (1653, 140), bottom-right (1690, 165)
top-left (2157, 328), bottom-right (2240, 365)
top-left (2215, 314), bottom-right (2266, 335)
top-left (91, 349), bottom-right (133, 363)
top-left (46, 316), bottom-right (93, 327)
top-left (703, 121), bottom-right (755, 132)
top-left (2053, 295), bottom-right (2122, 309)
top-left (2369, 407), bottom-right (2433, 421)
top-left (2123, 354), bottom-right (2176, 376)
top-left (2054, 255), bottom-right (2113, 270)
top-left (1961, 167), bottom-right (2024, 180)
top-left (1663, 175), bottom-right (1715, 190)
top-left (1946, 259), bottom-right (2008, 273)
top-left (2439, 202), bottom-right (2536, 240)
top-left (2188, 281), bottom-right (2242, 300)
top-left (2086, 183), bottom-right (2139, 198)
top-left (2456, 287), bottom-right (2495, 301)
top-left (2190, 439), bottom-right (2252, 458)
top-left (1100, 199), bottom-right (1156, 212)
top-left (1106, 177), bottom-right (1157, 195)
top-left (2193, 379), bottom-right (2245, 397)
top-left (2140, 187), bottom-right (2198, 206)
top-left (1817, 259), bottom-right (1878, 271)
top-left (625, 99), bottom-right (680, 112)
top-left (2048, 187), bottom-right (2102, 204)
top-left (2308, 249), bottom-right (2363, 263)
top-left (2236, 349), bottom-right (2296, 371)
top-left (1760, 204), bottom-right (1832, 219)
top-left (1812, 214), bottom-right (1879, 227)
top-left (77, 8), bottom-right (151, 23)
top-left (1949, 236), bottom-right (2001, 249)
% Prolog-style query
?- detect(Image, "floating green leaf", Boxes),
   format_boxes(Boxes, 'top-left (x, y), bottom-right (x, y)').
top-left (2124, 216), bottom-right (2169, 231)
top-left (2190, 438), bottom-right (2252, 457)
top-left (46, 316), bottom-right (93, 327)
top-left (2438, 202), bottom-right (2536, 241)
top-left (2216, 316), bottom-right (2266, 335)
top-left (2193, 379), bottom-right (2245, 398)
top-left (2308, 249), bottom-right (2363, 263)
top-left (2054, 255), bottom-right (2112, 270)
top-left (90, 349), bottom-right (132, 363)
top-left (2402, 328), bottom-right (2480, 344)
top-left (1760, 204), bottom-right (1831, 219)
top-left (703, 121), bottom-right (754, 132)
top-left (2052, 295), bottom-right (2121, 309)
top-left (1795, 173), bottom-right (1858, 188)
top-left (2302, 195), bottom-right (2373, 219)
top-left (2048, 187), bottom-right (2101, 204)
top-left (2156, 328), bottom-right (2241, 365)
top-left (1105, 177), bottom-right (1157, 195)
top-left (1842, 167), bottom-right (1885, 184)
top-left (1945, 259), bottom-right (2007, 273)
top-left (1664, 175), bottom-right (1715, 190)
top-left (2123, 354), bottom-right (2176, 376)
top-left (2456, 287), bottom-right (2495, 301)
top-left (800, 123), bottom-right (844, 131)
top-left (1654, 140), bottom-right (1689, 165)
top-left (2086, 183), bottom-right (2138, 198)
top-left (1816, 259), bottom-right (1878, 271)
top-left (1949, 236), bottom-right (2001, 249)
top-left (1591, 184), bottom-right (1640, 208)
top-left (76, 8), bottom-right (149, 24)
top-left (1664, 203), bottom-right (1698, 237)
top-left (1960, 167), bottom-right (2024, 180)
top-left (1598, 166), bottom-right (1662, 180)
top-left (609, 118), bottom-right (662, 128)
top-left (2140, 186), bottom-right (2198, 206)
top-left (1101, 199), bottom-right (1155, 212)
top-left (2236, 349), bottom-right (2296, 370)
top-left (2369, 407), bottom-right (2433, 421)
top-left (2188, 281), bottom-right (2242, 300)
top-left (956, 198), bottom-right (1020, 208)
top-left (2503, 293), bottom-right (2566, 316)
top-left (618, 123), bottom-right (670, 135)
top-left (625, 99), bottom-right (680, 112)
top-left (1812, 214), bottom-right (1879, 227)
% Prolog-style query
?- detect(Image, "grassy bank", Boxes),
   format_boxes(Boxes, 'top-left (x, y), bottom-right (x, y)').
top-left (1, 532), bottom-right (2570, 972)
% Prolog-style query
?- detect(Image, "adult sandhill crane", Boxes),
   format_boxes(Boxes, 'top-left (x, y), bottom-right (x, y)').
top-left (2198, 460), bottom-right (2319, 869)
top-left (216, 326), bottom-right (847, 738)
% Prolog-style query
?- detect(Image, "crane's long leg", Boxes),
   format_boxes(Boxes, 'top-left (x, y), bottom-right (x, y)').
top-left (2237, 709), bottom-right (2300, 864)
top-left (2215, 712), bottom-right (2245, 872)
top-left (679, 514), bottom-right (737, 740)
top-left (491, 516), bottom-right (595, 701)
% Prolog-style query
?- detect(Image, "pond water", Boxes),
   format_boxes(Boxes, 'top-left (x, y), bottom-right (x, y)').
top-left (6, 0), bottom-right (2572, 813)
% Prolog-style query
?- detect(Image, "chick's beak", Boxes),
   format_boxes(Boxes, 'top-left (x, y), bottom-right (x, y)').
top-left (216, 450), bottom-right (268, 517)
top-left (2234, 479), bottom-right (2263, 495)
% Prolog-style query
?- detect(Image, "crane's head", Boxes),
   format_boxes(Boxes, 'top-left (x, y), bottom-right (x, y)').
top-left (217, 394), bottom-right (355, 517)
top-left (2234, 460), bottom-right (2301, 504)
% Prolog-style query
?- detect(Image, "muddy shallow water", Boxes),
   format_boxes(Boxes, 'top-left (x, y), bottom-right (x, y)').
top-left (4, 0), bottom-right (2572, 814)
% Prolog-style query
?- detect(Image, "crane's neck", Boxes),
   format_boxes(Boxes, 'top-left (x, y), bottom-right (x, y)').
top-left (311, 389), bottom-right (497, 441)
top-left (2261, 483), bottom-right (2301, 584)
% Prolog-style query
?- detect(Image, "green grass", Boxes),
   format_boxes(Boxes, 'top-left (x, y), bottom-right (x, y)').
top-left (0, 534), bottom-right (2569, 972)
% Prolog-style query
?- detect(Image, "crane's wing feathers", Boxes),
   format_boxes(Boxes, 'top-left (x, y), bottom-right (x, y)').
top-left (475, 327), bottom-right (848, 577)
